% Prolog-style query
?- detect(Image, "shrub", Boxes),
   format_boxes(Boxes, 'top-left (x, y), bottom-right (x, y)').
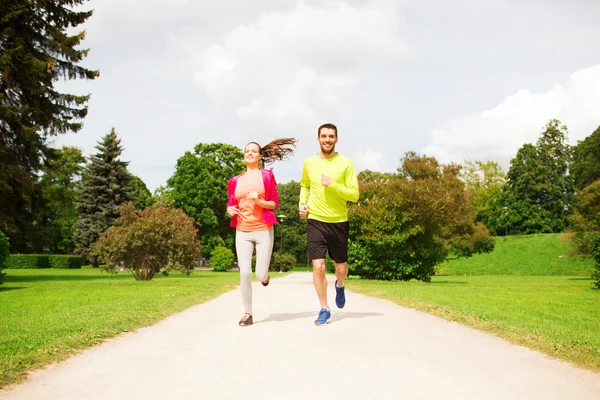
top-left (7, 255), bottom-right (50, 269)
top-left (0, 232), bottom-right (8, 285)
top-left (325, 256), bottom-right (335, 274)
top-left (211, 246), bottom-right (234, 272)
top-left (348, 153), bottom-right (495, 281)
top-left (591, 236), bottom-right (600, 290)
top-left (93, 202), bottom-right (201, 281)
top-left (49, 255), bottom-right (83, 269)
top-left (270, 252), bottom-right (296, 272)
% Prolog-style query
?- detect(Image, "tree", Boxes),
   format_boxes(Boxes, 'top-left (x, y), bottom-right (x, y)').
top-left (0, 0), bottom-right (98, 251)
top-left (497, 120), bottom-right (575, 234)
top-left (74, 129), bottom-right (131, 266)
top-left (572, 125), bottom-right (600, 191)
top-left (35, 146), bottom-right (85, 253)
top-left (568, 179), bottom-right (600, 258)
top-left (460, 160), bottom-right (506, 235)
top-left (93, 202), bottom-right (200, 280)
top-left (348, 152), bottom-right (495, 281)
top-left (167, 143), bottom-right (244, 258)
top-left (0, 231), bottom-right (9, 286)
top-left (129, 174), bottom-right (153, 210)
top-left (274, 180), bottom-right (307, 264)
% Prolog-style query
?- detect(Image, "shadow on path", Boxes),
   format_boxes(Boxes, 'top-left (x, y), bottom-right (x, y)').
top-left (259, 311), bottom-right (384, 323)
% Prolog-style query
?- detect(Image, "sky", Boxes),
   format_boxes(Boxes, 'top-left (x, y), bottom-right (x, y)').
top-left (53, 0), bottom-right (600, 192)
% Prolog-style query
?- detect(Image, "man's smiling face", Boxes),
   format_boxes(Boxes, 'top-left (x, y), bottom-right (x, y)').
top-left (318, 127), bottom-right (338, 156)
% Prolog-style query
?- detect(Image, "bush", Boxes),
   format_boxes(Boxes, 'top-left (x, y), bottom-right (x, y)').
top-left (7, 255), bottom-right (50, 269)
top-left (0, 232), bottom-right (8, 285)
top-left (269, 252), bottom-right (296, 272)
top-left (348, 153), bottom-right (495, 282)
top-left (93, 202), bottom-right (201, 281)
top-left (325, 256), bottom-right (335, 274)
top-left (211, 246), bottom-right (235, 272)
top-left (49, 255), bottom-right (83, 269)
top-left (591, 236), bottom-right (600, 290)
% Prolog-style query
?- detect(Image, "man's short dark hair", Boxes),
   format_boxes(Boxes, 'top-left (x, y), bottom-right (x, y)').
top-left (318, 123), bottom-right (337, 137)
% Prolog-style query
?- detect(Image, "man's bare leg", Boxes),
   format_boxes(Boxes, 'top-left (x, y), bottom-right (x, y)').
top-left (335, 262), bottom-right (348, 287)
top-left (312, 258), bottom-right (328, 309)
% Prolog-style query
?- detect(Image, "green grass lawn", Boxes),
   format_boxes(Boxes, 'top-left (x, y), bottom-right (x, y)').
top-left (0, 268), bottom-right (240, 387)
top-left (438, 234), bottom-right (595, 276)
top-left (349, 275), bottom-right (600, 372)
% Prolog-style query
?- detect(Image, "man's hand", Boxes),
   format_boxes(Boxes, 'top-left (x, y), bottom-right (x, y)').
top-left (299, 203), bottom-right (309, 219)
top-left (321, 173), bottom-right (332, 187)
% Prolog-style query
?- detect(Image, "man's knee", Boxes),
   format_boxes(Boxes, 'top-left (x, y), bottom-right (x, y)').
top-left (312, 260), bottom-right (326, 274)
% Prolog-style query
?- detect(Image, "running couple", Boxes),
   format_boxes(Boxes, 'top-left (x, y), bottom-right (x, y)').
top-left (226, 123), bottom-right (359, 327)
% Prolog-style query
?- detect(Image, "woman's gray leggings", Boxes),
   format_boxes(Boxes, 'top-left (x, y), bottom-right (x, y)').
top-left (235, 227), bottom-right (274, 312)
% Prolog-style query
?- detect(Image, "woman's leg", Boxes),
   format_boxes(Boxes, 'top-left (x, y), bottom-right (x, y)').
top-left (235, 230), bottom-right (255, 313)
top-left (254, 227), bottom-right (274, 282)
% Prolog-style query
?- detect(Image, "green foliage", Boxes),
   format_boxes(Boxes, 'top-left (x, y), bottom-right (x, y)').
top-left (49, 255), bottom-right (83, 269)
top-left (271, 252), bottom-right (297, 272)
top-left (568, 179), bottom-right (600, 259)
top-left (275, 180), bottom-right (307, 262)
top-left (93, 202), bottom-right (200, 280)
top-left (74, 129), bottom-right (132, 265)
top-left (167, 143), bottom-right (244, 255)
top-left (0, 232), bottom-right (8, 284)
top-left (0, 0), bottom-right (97, 253)
top-left (7, 255), bottom-right (50, 269)
top-left (438, 234), bottom-right (595, 276)
top-left (211, 246), bottom-right (235, 272)
top-left (34, 146), bottom-right (86, 253)
top-left (497, 120), bottom-right (575, 234)
top-left (591, 236), bottom-right (600, 289)
top-left (349, 152), bottom-right (495, 282)
top-left (129, 174), bottom-right (153, 210)
top-left (461, 160), bottom-right (506, 235)
top-left (572, 125), bottom-right (600, 190)
top-left (325, 256), bottom-right (335, 274)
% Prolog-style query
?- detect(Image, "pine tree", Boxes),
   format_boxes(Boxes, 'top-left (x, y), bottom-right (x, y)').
top-left (0, 0), bottom-right (98, 251)
top-left (74, 129), bottom-right (131, 266)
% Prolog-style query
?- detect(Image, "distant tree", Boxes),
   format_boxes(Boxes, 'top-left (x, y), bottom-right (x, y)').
top-left (275, 180), bottom-right (307, 264)
top-left (357, 170), bottom-right (395, 183)
top-left (497, 120), bottom-right (575, 234)
top-left (74, 129), bottom-right (131, 266)
top-left (0, 0), bottom-right (98, 251)
top-left (129, 174), bottom-right (153, 210)
top-left (167, 143), bottom-right (244, 258)
top-left (36, 146), bottom-right (86, 253)
top-left (93, 202), bottom-right (200, 280)
top-left (461, 160), bottom-right (506, 235)
top-left (572, 125), bottom-right (600, 191)
top-left (568, 179), bottom-right (600, 258)
top-left (348, 152), bottom-right (495, 281)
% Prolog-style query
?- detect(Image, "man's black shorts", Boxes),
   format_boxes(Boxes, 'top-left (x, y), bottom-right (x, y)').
top-left (306, 219), bottom-right (349, 263)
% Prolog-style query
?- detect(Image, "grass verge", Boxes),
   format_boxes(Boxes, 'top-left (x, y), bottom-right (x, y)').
top-left (0, 268), bottom-right (240, 387)
top-left (349, 275), bottom-right (600, 372)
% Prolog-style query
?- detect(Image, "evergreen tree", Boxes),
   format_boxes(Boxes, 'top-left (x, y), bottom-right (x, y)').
top-left (0, 0), bottom-right (98, 251)
top-left (74, 129), bottom-right (131, 266)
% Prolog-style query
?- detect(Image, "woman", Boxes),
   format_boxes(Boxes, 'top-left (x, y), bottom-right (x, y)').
top-left (227, 138), bottom-right (297, 327)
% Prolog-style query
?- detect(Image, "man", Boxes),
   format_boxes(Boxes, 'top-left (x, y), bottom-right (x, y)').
top-left (299, 123), bottom-right (359, 325)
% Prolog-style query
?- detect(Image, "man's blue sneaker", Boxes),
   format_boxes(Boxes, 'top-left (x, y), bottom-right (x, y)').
top-left (335, 280), bottom-right (346, 309)
top-left (314, 308), bottom-right (331, 326)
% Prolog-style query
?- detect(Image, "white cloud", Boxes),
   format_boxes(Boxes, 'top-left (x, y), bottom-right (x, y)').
top-left (355, 149), bottom-right (383, 172)
top-left (175, 0), bottom-right (411, 143)
top-left (422, 64), bottom-right (600, 170)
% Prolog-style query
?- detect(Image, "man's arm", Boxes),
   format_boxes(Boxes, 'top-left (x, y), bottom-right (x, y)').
top-left (328, 160), bottom-right (359, 202)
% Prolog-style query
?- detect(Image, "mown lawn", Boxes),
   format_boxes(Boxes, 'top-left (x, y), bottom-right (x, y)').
top-left (0, 268), bottom-right (240, 387)
top-left (349, 275), bottom-right (600, 372)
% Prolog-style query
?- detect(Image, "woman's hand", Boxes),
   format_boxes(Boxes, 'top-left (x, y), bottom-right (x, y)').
top-left (246, 191), bottom-right (259, 200)
top-left (226, 206), bottom-right (239, 217)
